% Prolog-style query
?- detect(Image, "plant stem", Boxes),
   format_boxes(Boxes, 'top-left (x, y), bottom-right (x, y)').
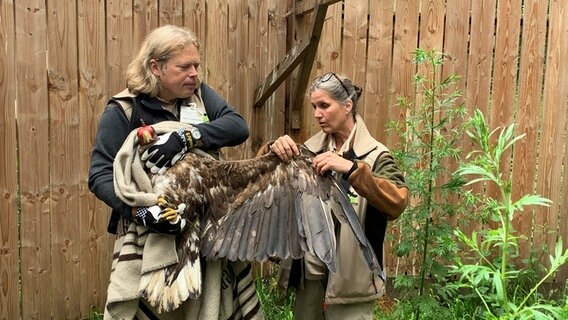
top-left (471, 278), bottom-right (494, 316)
top-left (513, 264), bottom-right (558, 317)
top-left (499, 185), bottom-right (510, 310)
top-left (414, 57), bottom-right (438, 320)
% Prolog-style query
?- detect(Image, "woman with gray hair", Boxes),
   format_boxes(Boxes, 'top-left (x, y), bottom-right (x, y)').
top-left (267, 72), bottom-right (409, 319)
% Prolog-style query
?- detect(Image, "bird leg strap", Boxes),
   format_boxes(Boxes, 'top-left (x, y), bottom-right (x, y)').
top-left (135, 195), bottom-right (187, 235)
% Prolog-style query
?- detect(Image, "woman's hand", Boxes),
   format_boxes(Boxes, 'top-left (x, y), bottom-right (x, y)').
top-left (270, 135), bottom-right (300, 161)
top-left (313, 151), bottom-right (354, 176)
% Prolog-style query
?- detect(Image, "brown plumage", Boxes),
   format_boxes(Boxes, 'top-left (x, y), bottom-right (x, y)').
top-left (142, 147), bottom-right (380, 312)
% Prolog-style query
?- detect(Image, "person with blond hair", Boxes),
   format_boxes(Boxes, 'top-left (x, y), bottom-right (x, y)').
top-left (89, 25), bottom-right (261, 319)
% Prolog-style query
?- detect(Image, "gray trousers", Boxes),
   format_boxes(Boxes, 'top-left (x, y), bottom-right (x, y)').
top-left (293, 279), bottom-right (375, 320)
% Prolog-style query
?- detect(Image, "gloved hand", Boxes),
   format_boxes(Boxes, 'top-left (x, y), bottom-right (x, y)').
top-left (135, 197), bottom-right (187, 235)
top-left (141, 129), bottom-right (188, 174)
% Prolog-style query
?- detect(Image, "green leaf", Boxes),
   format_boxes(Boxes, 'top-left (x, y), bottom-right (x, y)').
top-left (396, 239), bottom-right (413, 257)
top-left (456, 164), bottom-right (499, 183)
top-left (492, 269), bottom-right (504, 301)
top-left (393, 274), bottom-right (416, 290)
top-left (512, 195), bottom-right (552, 210)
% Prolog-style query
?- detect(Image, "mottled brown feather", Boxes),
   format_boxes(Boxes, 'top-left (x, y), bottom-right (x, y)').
top-left (149, 147), bottom-right (382, 292)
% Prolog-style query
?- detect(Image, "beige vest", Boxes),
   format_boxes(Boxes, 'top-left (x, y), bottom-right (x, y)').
top-left (112, 87), bottom-right (206, 123)
top-left (303, 115), bottom-right (388, 304)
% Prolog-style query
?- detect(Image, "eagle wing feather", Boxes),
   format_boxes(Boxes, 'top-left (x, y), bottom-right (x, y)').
top-left (142, 147), bottom-right (381, 312)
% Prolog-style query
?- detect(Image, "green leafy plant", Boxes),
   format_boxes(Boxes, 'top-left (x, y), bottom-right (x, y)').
top-left (388, 49), bottom-right (479, 318)
top-left (84, 305), bottom-right (103, 320)
top-left (256, 274), bottom-right (294, 320)
top-left (452, 109), bottom-right (568, 319)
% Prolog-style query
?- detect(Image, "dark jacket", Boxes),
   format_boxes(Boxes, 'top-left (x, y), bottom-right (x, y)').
top-left (88, 82), bottom-right (249, 234)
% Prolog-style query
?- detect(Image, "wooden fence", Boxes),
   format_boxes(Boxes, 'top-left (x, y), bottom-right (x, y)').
top-left (1, 0), bottom-right (567, 318)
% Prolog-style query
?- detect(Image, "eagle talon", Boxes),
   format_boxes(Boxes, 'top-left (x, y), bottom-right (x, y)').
top-left (135, 199), bottom-right (187, 235)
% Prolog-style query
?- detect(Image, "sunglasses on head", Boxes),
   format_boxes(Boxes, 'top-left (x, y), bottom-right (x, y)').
top-left (314, 72), bottom-right (350, 96)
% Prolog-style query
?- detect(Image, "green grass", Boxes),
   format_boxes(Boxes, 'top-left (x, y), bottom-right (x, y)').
top-left (256, 277), bottom-right (295, 320)
top-left (84, 305), bottom-right (103, 320)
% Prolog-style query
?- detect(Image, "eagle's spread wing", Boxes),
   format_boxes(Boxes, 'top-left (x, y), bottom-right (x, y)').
top-left (200, 150), bottom-right (337, 269)
top-left (142, 147), bottom-right (380, 312)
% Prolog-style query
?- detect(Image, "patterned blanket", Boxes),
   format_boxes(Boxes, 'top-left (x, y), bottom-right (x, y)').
top-left (106, 122), bottom-right (263, 319)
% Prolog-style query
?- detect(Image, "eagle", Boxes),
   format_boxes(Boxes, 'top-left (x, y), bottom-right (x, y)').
top-left (135, 146), bottom-right (381, 312)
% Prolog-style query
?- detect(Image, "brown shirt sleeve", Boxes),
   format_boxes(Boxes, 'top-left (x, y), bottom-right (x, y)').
top-left (347, 152), bottom-right (409, 220)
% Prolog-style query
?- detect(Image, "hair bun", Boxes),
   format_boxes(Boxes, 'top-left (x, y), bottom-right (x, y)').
top-left (353, 85), bottom-right (363, 99)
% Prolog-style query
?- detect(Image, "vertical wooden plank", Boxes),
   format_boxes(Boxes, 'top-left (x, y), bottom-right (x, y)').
top-left (288, 0), bottom-right (309, 140)
top-left (261, 0), bottom-right (287, 143)
top-left (250, 0), bottom-right (271, 154)
top-left (416, 0), bottom-right (444, 132)
top-left (107, 0), bottom-right (133, 94)
top-left (442, 0), bottom-right (471, 145)
top-left (388, 0), bottom-right (419, 277)
top-left (366, 0), bottom-right (394, 144)
top-left (0, 1), bottom-right (20, 319)
top-left (78, 0), bottom-right (113, 315)
top-left (462, 0), bottom-right (496, 205)
top-left (416, 0), bottom-right (445, 112)
top-left (416, 0), bottom-right (445, 167)
top-left (287, 2), bottom-right (305, 140)
top-left (442, 0), bottom-right (470, 94)
top-left (207, 0), bottom-right (235, 157)
top-left (418, 0), bottom-right (444, 52)
top-left (367, 0), bottom-right (396, 276)
top-left (314, 2), bottom-right (342, 75)
top-left (486, 0), bottom-right (522, 203)
top-left (226, 0), bottom-right (238, 111)
top-left (395, 0), bottom-right (444, 279)
top-left (417, 0), bottom-right (445, 99)
top-left (206, 0), bottom-right (228, 97)
top-left (183, 0), bottom-right (207, 68)
top-left (248, 0), bottom-right (265, 154)
top-left (558, 0), bottom-right (568, 281)
top-left (389, 0), bottom-right (419, 149)
top-left (341, 0), bottom-right (368, 104)
top-left (490, 0), bottom-right (521, 129)
top-left (15, 1), bottom-right (51, 318)
top-left (133, 0), bottom-right (158, 49)
top-left (46, 0), bottom-right (80, 318)
top-left (511, 0), bottom-right (547, 263)
top-left (537, 0), bottom-right (568, 278)
top-left (233, 0), bottom-right (254, 158)
top-left (224, 0), bottom-right (242, 160)
top-left (302, 2), bottom-right (343, 141)
top-left (441, 0), bottom-right (471, 231)
top-left (465, 0), bottom-right (496, 126)
top-left (159, 0), bottom-right (184, 26)
top-left (255, 0), bottom-right (273, 158)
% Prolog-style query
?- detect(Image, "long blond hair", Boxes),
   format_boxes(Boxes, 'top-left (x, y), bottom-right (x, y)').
top-left (127, 25), bottom-right (201, 96)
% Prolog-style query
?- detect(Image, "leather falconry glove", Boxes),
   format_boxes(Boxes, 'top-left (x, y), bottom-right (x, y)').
top-left (141, 128), bottom-right (194, 175)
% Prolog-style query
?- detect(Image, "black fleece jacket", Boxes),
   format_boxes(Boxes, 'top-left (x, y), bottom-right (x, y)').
top-left (88, 82), bottom-right (249, 234)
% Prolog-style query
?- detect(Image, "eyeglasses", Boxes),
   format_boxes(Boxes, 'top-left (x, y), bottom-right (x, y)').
top-left (314, 72), bottom-right (350, 96)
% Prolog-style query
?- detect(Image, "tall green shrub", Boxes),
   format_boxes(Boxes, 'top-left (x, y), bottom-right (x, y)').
top-left (452, 110), bottom-right (568, 319)
top-left (388, 49), bottom-right (479, 318)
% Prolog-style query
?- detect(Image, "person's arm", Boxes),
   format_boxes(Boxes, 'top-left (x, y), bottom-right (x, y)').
top-left (88, 105), bottom-right (132, 218)
top-left (348, 152), bottom-right (409, 220)
top-left (195, 83), bottom-right (249, 149)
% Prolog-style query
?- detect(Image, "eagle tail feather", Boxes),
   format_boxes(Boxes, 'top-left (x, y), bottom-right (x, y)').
top-left (139, 254), bottom-right (202, 313)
